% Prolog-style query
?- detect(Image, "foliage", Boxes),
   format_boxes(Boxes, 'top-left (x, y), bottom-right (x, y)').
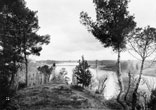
top-left (0, 0), bottom-right (50, 109)
top-left (128, 26), bottom-right (156, 110)
top-left (18, 82), bottom-right (27, 90)
top-left (0, 1), bottom-right (24, 109)
top-left (58, 68), bottom-right (70, 84)
top-left (0, 0), bottom-right (50, 87)
top-left (37, 65), bottom-right (53, 84)
top-left (80, 0), bottom-right (136, 51)
top-left (80, 0), bottom-right (136, 109)
top-left (73, 56), bottom-right (92, 87)
top-left (148, 89), bottom-right (156, 110)
top-left (128, 26), bottom-right (156, 60)
top-left (70, 85), bottom-right (84, 91)
top-left (105, 98), bottom-right (122, 110)
top-left (0, 74), bottom-right (18, 110)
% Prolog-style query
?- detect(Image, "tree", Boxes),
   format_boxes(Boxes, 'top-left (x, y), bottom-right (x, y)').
top-left (128, 26), bottom-right (156, 110)
top-left (73, 56), bottom-right (92, 87)
top-left (19, 10), bottom-right (50, 87)
top-left (0, 0), bottom-right (50, 108)
top-left (0, 2), bottom-right (24, 109)
top-left (11, 1), bottom-right (50, 86)
top-left (37, 65), bottom-right (53, 84)
top-left (80, 0), bottom-right (136, 109)
top-left (0, 0), bottom-right (50, 87)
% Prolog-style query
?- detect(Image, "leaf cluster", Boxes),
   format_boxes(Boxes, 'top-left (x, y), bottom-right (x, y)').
top-left (37, 65), bottom-right (53, 75)
top-left (80, 0), bottom-right (136, 51)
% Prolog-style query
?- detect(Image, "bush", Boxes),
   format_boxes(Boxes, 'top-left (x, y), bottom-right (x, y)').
top-left (104, 99), bottom-right (122, 109)
top-left (70, 85), bottom-right (84, 91)
top-left (73, 56), bottom-right (92, 87)
top-left (148, 89), bottom-right (156, 110)
top-left (0, 74), bottom-right (18, 110)
top-left (18, 82), bottom-right (27, 90)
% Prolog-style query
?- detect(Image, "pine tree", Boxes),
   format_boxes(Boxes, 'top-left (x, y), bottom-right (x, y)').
top-left (73, 56), bottom-right (92, 87)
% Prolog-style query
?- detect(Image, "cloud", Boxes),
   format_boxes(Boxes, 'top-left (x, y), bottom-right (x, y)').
top-left (129, 0), bottom-right (156, 27)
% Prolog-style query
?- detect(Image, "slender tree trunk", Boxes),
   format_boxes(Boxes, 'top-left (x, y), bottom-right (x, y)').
top-left (10, 73), bottom-right (15, 87)
top-left (23, 29), bottom-right (28, 87)
top-left (10, 60), bottom-right (17, 88)
top-left (116, 49), bottom-right (127, 110)
top-left (124, 71), bottom-right (131, 106)
top-left (24, 53), bottom-right (28, 86)
top-left (132, 58), bottom-right (145, 110)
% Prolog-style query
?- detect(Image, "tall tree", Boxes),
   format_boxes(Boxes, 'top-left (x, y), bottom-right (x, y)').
top-left (2, 0), bottom-right (50, 86)
top-left (0, 2), bottom-right (24, 109)
top-left (128, 26), bottom-right (156, 110)
top-left (80, 0), bottom-right (136, 109)
top-left (12, 1), bottom-right (50, 86)
top-left (0, 0), bottom-right (50, 108)
top-left (0, 2), bottom-right (24, 87)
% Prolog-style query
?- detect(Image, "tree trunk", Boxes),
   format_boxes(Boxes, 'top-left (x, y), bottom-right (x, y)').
top-left (116, 49), bottom-right (127, 110)
top-left (132, 58), bottom-right (145, 110)
top-left (10, 73), bottom-right (15, 88)
top-left (124, 71), bottom-right (131, 106)
top-left (10, 60), bottom-right (17, 88)
top-left (24, 54), bottom-right (28, 87)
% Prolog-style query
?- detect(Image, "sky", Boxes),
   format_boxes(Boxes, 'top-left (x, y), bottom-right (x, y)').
top-left (26, 0), bottom-right (156, 61)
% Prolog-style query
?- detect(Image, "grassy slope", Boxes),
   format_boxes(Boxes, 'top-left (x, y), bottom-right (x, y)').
top-left (15, 83), bottom-right (111, 110)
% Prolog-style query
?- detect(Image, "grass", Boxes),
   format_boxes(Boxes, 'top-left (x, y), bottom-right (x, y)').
top-left (15, 83), bottom-right (110, 110)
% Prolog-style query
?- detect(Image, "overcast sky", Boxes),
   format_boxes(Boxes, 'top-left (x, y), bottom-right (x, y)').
top-left (26, 0), bottom-right (156, 61)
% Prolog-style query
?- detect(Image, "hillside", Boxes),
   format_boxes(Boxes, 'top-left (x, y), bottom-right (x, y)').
top-left (15, 83), bottom-right (112, 110)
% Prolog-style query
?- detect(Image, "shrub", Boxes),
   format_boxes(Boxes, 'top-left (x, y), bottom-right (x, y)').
top-left (58, 68), bottom-right (69, 84)
top-left (0, 74), bottom-right (18, 110)
top-left (18, 82), bottom-right (27, 90)
top-left (70, 85), bottom-right (84, 91)
top-left (104, 98), bottom-right (122, 109)
top-left (148, 89), bottom-right (156, 110)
